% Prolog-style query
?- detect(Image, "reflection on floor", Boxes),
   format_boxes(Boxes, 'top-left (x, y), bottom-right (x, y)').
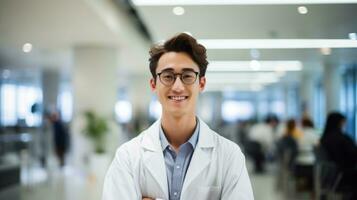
top-left (246, 160), bottom-right (283, 200)
top-left (23, 162), bottom-right (111, 200)
top-left (8, 160), bottom-right (312, 200)
top-left (20, 158), bottom-right (320, 200)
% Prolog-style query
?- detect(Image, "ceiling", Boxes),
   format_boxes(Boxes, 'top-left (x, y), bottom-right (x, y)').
top-left (133, 2), bottom-right (357, 91)
top-left (0, 0), bottom-right (150, 73)
top-left (1, 0), bottom-right (357, 92)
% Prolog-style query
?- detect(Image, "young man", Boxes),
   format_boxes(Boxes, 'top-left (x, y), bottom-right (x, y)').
top-left (102, 33), bottom-right (254, 200)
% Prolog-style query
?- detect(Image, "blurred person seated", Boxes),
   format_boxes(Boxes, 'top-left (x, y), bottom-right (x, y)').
top-left (247, 115), bottom-right (278, 173)
top-left (236, 120), bottom-right (251, 151)
top-left (277, 119), bottom-right (298, 170)
top-left (296, 117), bottom-right (320, 165)
top-left (320, 112), bottom-right (357, 198)
top-left (294, 117), bottom-right (320, 192)
top-left (275, 119), bottom-right (298, 192)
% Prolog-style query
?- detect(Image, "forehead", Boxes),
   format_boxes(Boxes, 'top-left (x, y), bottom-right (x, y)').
top-left (156, 52), bottom-right (199, 72)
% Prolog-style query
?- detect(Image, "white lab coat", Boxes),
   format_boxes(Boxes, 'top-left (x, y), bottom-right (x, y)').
top-left (102, 119), bottom-right (254, 200)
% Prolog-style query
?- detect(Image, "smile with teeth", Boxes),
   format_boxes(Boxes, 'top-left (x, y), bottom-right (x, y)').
top-left (168, 96), bottom-right (188, 101)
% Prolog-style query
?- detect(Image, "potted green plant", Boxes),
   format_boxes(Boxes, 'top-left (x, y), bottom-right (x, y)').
top-left (83, 110), bottom-right (109, 154)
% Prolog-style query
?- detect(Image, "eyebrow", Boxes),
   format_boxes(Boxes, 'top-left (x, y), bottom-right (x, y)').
top-left (160, 67), bottom-right (197, 72)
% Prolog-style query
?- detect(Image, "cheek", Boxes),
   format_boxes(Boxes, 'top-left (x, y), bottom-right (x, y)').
top-left (157, 87), bottom-right (168, 96)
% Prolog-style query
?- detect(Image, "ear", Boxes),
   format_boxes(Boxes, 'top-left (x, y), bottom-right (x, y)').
top-left (150, 78), bottom-right (156, 91)
top-left (198, 76), bottom-right (206, 92)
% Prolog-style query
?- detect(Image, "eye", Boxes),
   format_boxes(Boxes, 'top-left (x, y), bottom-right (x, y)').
top-left (182, 72), bottom-right (196, 80)
top-left (161, 72), bottom-right (174, 80)
top-left (183, 74), bottom-right (194, 78)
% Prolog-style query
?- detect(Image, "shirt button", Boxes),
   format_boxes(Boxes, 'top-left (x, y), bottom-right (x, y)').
top-left (176, 165), bottom-right (180, 169)
top-left (174, 192), bottom-right (178, 196)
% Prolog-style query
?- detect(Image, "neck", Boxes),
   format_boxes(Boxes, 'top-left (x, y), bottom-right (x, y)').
top-left (161, 112), bottom-right (197, 150)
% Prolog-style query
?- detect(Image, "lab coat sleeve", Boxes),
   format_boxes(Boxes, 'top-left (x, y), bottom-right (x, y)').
top-left (221, 147), bottom-right (254, 200)
top-left (102, 146), bottom-right (141, 200)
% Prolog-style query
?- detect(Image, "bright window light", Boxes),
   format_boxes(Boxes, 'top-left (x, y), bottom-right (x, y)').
top-left (115, 100), bottom-right (132, 123)
top-left (17, 86), bottom-right (42, 127)
top-left (1, 84), bottom-right (17, 126)
top-left (149, 100), bottom-right (162, 120)
top-left (1, 84), bottom-right (42, 127)
top-left (198, 39), bottom-right (357, 49)
top-left (58, 90), bottom-right (73, 123)
top-left (222, 100), bottom-right (254, 122)
top-left (271, 101), bottom-right (285, 116)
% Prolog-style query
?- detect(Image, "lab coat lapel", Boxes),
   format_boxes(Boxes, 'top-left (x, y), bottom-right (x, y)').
top-left (181, 119), bottom-right (215, 195)
top-left (141, 120), bottom-right (169, 199)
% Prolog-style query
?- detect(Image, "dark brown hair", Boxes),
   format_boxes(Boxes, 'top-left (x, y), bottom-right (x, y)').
top-left (149, 33), bottom-right (208, 79)
top-left (302, 117), bottom-right (314, 128)
top-left (285, 119), bottom-right (296, 136)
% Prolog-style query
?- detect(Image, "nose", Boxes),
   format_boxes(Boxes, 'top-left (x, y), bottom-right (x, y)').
top-left (171, 76), bottom-right (184, 92)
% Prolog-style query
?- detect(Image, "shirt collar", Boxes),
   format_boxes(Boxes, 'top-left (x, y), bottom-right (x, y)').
top-left (159, 118), bottom-right (200, 151)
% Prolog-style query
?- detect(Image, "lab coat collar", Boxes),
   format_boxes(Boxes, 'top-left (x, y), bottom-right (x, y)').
top-left (140, 119), bottom-right (168, 198)
top-left (141, 117), bottom-right (214, 151)
top-left (140, 117), bottom-right (215, 198)
top-left (141, 119), bottom-right (162, 152)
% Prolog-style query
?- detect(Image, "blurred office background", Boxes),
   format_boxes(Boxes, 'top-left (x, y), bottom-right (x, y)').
top-left (0, 0), bottom-right (357, 199)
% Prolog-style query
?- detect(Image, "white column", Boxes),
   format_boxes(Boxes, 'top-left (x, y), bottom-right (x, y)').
top-left (323, 63), bottom-right (342, 113)
top-left (71, 46), bottom-right (123, 168)
top-left (42, 69), bottom-right (60, 111)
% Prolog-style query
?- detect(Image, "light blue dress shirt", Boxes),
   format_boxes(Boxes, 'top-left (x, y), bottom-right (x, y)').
top-left (159, 120), bottom-right (199, 200)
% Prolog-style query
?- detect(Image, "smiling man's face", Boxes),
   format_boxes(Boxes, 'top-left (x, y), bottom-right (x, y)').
top-left (150, 52), bottom-right (206, 118)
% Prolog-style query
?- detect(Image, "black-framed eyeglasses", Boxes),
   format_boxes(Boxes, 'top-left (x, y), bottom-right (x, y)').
top-left (156, 70), bottom-right (199, 86)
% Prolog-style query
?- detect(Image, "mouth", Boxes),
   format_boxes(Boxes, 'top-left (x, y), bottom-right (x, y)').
top-left (168, 96), bottom-right (188, 102)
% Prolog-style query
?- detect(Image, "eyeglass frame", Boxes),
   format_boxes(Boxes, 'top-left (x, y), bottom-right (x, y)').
top-left (156, 69), bottom-right (200, 86)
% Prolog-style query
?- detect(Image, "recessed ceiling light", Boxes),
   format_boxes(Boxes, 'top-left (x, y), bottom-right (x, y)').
top-left (349, 33), bottom-right (357, 40)
top-left (173, 6), bottom-right (185, 15)
top-left (22, 43), bottom-right (32, 53)
top-left (298, 6), bottom-right (308, 14)
top-left (250, 49), bottom-right (260, 59)
top-left (320, 47), bottom-right (331, 55)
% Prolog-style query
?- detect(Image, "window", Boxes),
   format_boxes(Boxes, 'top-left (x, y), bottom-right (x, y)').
top-left (270, 100), bottom-right (285, 117)
top-left (1, 84), bottom-right (17, 126)
top-left (149, 99), bottom-right (162, 120)
top-left (222, 100), bottom-right (254, 122)
top-left (58, 88), bottom-right (73, 123)
top-left (313, 80), bottom-right (325, 130)
top-left (1, 84), bottom-right (42, 127)
top-left (341, 64), bottom-right (357, 141)
top-left (115, 100), bottom-right (132, 123)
